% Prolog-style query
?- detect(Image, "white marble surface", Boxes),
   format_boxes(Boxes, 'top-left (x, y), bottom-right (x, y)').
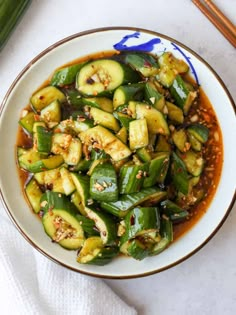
top-left (0, 0), bottom-right (235, 314)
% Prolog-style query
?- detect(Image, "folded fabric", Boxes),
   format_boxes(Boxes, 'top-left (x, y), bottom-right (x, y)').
top-left (0, 204), bottom-right (137, 315)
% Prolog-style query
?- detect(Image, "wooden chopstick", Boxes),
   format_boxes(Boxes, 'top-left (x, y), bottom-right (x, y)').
top-left (204, 0), bottom-right (236, 37)
top-left (192, 0), bottom-right (236, 48)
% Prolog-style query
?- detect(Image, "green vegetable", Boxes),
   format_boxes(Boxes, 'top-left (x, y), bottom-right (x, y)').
top-left (31, 86), bottom-right (66, 111)
top-left (41, 191), bottom-right (85, 250)
top-left (187, 124), bottom-right (209, 143)
top-left (71, 173), bottom-right (90, 207)
top-left (51, 63), bottom-right (84, 86)
top-left (170, 75), bottom-right (197, 114)
top-left (76, 59), bottom-right (140, 96)
top-left (165, 101), bottom-right (184, 124)
top-left (81, 97), bottom-right (113, 113)
top-left (172, 129), bottom-right (188, 152)
top-left (77, 237), bottom-right (118, 265)
top-left (151, 217), bottom-right (173, 255)
top-left (90, 107), bottom-right (120, 132)
top-left (119, 163), bottom-right (149, 194)
top-left (90, 163), bottom-right (118, 202)
top-left (51, 133), bottom-right (82, 166)
top-left (135, 103), bottom-right (170, 135)
top-left (171, 152), bottom-right (189, 195)
top-left (178, 150), bottom-right (204, 177)
top-left (40, 100), bottom-right (61, 123)
top-left (160, 199), bottom-right (189, 222)
top-left (127, 239), bottom-right (150, 260)
top-left (79, 125), bottom-right (132, 161)
top-left (84, 207), bottom-right (117, 246)
top-left (121, 207), bottom-right (160, 240)
top-left (145, 81), bottom-right (165, 111)
top-left (33, 123), bottom-right (52, 154)
top-left (25, 178), bottom-right (43, 213)
top-left (129, 119), bottom-right (149, 150)
top-left (113, 83), bottom-right (144, 109)
top-left (0, 0), bottom-right (31, 50)
top-left (100, 187), bottom-right (165, 217)
top-left (17, 147), bottom-right (64, 173)
top-left (136, 147), bottom-right (152, 162)
top-left (125, 52), bottom-right (159, 77)
top-left (18, 111), bottom-right (35, 134)
top-left (143, 153), bottom-right (170, 187)
top-left (114, 112), bottom-right (134, 129)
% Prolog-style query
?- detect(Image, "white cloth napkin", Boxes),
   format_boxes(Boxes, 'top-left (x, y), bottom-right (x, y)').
top-left (0, 204), bottom-right (137, 315)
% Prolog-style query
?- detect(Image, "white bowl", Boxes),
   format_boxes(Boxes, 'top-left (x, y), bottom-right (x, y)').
top-left (0, 27), bottom-right (235, 279)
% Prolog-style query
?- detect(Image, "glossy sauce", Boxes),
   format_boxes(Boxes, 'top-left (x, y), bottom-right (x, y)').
top-left (16, 51), bottom-right (223, 240)
top-left (173, 86), bottom-right (223, 240)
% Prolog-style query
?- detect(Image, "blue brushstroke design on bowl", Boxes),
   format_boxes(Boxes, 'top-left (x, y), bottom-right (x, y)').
top-left (113, 32), bottom-right (199, 85)
top-left (113, 32), bottom-right (161, 52)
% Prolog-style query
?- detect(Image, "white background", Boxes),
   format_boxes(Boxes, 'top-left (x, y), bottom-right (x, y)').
top-left (0, 0), bottom-right (236, 314)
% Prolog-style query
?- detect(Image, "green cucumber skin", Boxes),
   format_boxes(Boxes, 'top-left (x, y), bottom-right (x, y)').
top-left (119, 163), bottom-right (149, 194)
top-left (113, 83), bottom-right (144, 108)
top-left (178, 150), bottom-right (204, 177)
top-left (63, 88), bottom-right (84, 107)
top-left (187, 132), bottom-right (202, 152)
top-left (85, 207), bottom-right (118, 246)
top-left (75, 214), bottom-right (100, 237)
top-left (165, 101), bottom-right (184, 124)
top-left (55, 118), bottom-right (94, 135)
top-left (41, 191), bottom-right (85, 250)
top-left (0, 0), bottom-right (31, 50)
top-left (171, 152), bottom-right (189, 195)
top-left (76, 59), bottom-right (140, 96)
top-left (83, 246), bottom-right (119, 266)
top-left (100, 187), bottom-right (162, 217)
top-left (18, 112), bottom-right (35, 134)
top-left (124, 53), bottom-right (159, 77)
top-left (31, 86), bottom-right (66, 111)
top-left (115, 104), bottom-right (128, 113)
top-left (170, 75), bottom-right (188, 109)
top-left (136, 148), bottom-right (152, 162)
top-left (40, 191), bottom-right (77, 214)
top-left (25, 178), bottom-right (43, 213)
top-left (51, 63), bottom-right (86, 86)
top-left (69, 159), bottom-right (92, 172)
top-left (160, 200), bottom-right (189, 222)
top-left (127, 239), bottom-right (150, 260)
top-left (71, 173), bottom-right (90, 205)
top-left (34, 125), bottom-right (52, 154)
top-left (27, 156), bottom-right (63, 173)
top-left (114, 112), bottom-right (134, 129)
top-left (40, 192), bottom-right (98, 235)
top-left (114, 62), bottom-right (141, 85)
top-left (17, 148), bottom-right (63, 173)
top-left (151, 218), bottom-right (173, 256)
top-left (144, 82), bottom-right (164, 110)
top-left (90, 149), bottom-right (108, 160)
top-left (143, 154), bottom-right (169, 188)
top-left (169, 75), bottom-right (193, 112)
top-left (187, 124), bottom-right (209, 143)
top-left (122, 207), bottom-right (160, 241)
top-left (90, 163), bottom-right (118, 202)
top-left (80, 97), bottom-right (113, 113)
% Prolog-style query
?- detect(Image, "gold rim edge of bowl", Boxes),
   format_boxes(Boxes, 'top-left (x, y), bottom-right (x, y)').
top-left (0, 26), bottom-right (236, 279)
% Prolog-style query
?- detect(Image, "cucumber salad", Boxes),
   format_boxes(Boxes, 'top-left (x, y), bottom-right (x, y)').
top-left (17, 50), bottom-right (218, 265)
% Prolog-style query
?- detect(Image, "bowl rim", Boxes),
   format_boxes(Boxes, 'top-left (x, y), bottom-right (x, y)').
top-left (0, 26), bottom-right (236, 279)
